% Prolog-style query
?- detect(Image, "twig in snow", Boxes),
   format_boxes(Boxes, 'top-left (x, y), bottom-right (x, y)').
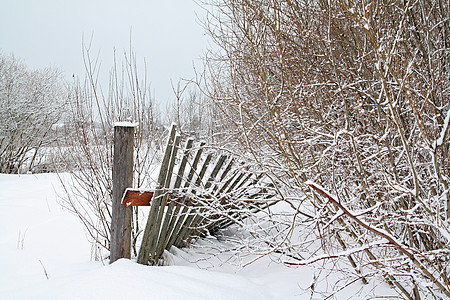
top-left (38, 260), bottom-right (49, 280)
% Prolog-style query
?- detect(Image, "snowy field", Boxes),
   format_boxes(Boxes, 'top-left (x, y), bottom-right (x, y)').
top-left (0, 173), bottom-right (396, 299)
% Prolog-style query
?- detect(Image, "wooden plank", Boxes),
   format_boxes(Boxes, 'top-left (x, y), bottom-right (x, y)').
top-left (110, 124), bottom-right (135, 264)
top-left (137, 124), bottom-right (177, 265)
top-left (148, 134), bottom-right (181, 261)
top-left (204, 154), bottom-right (227, 190)
top-left (155, 138), bottom-right (194, 259)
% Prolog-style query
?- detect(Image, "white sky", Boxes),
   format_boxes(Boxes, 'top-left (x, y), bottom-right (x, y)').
top-left (0, 0), bottom-right (210, 105)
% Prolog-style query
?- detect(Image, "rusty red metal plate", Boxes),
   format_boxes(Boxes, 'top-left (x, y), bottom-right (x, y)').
top-left (122, 190), bottom-right (154, 206)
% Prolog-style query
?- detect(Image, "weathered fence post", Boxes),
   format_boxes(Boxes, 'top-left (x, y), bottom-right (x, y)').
top-left (110, 122), bottom-right (135, 264)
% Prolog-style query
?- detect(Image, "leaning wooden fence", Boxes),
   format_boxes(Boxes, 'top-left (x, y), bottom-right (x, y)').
top-left (111, 123), bottom-right (279, 265)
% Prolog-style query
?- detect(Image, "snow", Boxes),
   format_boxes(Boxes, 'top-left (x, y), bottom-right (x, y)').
top-left (114, 121), bottom-right (139, 128)
top-left (0, 173), bottom-right (395, 299)
top-left (16, 259), bottom-right (271, 300)
top-left (432, 108), bottom-right (450, 150)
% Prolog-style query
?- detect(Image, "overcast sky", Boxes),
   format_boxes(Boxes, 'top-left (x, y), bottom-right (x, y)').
top-left (0, 0), bottom-right (210, 105)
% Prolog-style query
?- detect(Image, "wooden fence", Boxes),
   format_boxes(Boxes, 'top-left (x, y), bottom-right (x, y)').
top-left (111, 124), bottom-right (278, 265)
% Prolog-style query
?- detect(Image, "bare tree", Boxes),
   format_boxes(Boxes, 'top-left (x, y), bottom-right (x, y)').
top-left (203, 0), bottom-right (449, 298)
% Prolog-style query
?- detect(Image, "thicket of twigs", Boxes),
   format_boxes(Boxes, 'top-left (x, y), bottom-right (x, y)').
top-left (202, 0), bottom-right (450, 298)
top-left (57, 48), bottom-right (163, 260)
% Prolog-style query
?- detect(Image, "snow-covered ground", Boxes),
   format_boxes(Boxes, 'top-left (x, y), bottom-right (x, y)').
top-left (0, 173), bottom-right (396, 299)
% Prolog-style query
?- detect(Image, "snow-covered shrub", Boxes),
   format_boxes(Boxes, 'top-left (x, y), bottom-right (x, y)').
top-left (0, 52), bottom-right (68, 173)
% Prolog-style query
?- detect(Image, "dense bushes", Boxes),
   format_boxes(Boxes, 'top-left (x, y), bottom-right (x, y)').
top-left (204, 0), bottom-right (450, 298)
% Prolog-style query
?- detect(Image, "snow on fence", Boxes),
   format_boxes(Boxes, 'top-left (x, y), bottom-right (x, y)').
top-left (111, 124), bottom-right (279, 265)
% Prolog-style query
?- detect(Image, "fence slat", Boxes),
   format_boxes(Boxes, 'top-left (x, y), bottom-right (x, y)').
top-left (165, 141), bottom-right (206, 252)
top-left (137, 124), bottom-right (177, 264)
top-left (173, 153), bottom-right (213, 248)
top-left (155, 138), bottom-right (194, 259)
top-left (148, 134), bottom-right (181, 262)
